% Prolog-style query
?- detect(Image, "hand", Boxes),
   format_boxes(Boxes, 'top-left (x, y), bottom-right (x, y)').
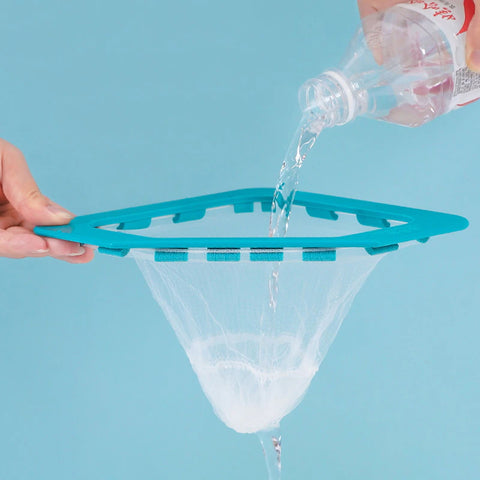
top-left (0, 139), bottom-right (94, 263)
top-left (357, 0), bottom-right (480, 72)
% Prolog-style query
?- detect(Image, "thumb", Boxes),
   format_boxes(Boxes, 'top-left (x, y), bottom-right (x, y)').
top-left (466, 1), bottom-right (480, 72)
top-left (0, 140), bottom-right (74, 226)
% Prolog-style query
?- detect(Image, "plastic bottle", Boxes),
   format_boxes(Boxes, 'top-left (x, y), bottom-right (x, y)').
top-left (299, 0), bottom-right (480, 127)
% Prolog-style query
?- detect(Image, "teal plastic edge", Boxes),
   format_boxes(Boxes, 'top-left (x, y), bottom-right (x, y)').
top-left (33, 188), bottom-right (469, 251)
top-left (155, 250), bottom-right (188, 262)
top-left (207, 249), bottom-right (241, 262)
top-left (250, 249), bottom-right (284, 262)
top-left (302, 249), bottom-right (336, 261)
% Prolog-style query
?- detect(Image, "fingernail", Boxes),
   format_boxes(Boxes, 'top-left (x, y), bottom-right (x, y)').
top-left (468, 50), bottom-right (480, 72)
top-left (46, 205), bottom-right (74, 221)
top-left (66, 247), bottom-right (85, 257)
top-left (33, 248), bottom-right (49, 254)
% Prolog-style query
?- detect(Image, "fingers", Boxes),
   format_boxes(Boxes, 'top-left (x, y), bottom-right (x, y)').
top-left (43, 237), bottom-right (86, 258)
top-left (58, 246), bottom-right (95, 264)
top-left (358, 0), bottom-right (378, 18)
top-left (357, 0), bottom-right (407, 18)
top-left (466, 0), bottom-right (480, 72)
top-left (0, 228), bottom-right (49, 259)
top-left (0, 139), bottom-right (74, 226)
top-left (358, 0), bottom-right (410, 64)
top-left (0, 226), bottom-right (95, 263)
top-left (0, 204), bottom-right (21, 230)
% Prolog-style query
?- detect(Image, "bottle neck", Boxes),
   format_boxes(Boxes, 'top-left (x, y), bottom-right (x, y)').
top-left (299, 70), bottom-right (365, 127)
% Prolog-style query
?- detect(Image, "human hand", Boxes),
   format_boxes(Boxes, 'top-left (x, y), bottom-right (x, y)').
top-left (0, 139), bottom-right (94, 263)
top-left (357, 0), bottom-right (480, 72)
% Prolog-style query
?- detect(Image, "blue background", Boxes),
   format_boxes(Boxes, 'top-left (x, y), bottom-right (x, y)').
top-left (0, 1), bottom-right (478, 478)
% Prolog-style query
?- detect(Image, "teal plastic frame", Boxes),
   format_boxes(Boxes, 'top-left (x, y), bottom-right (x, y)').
top-left (33, 188), bottom-right (468, 259)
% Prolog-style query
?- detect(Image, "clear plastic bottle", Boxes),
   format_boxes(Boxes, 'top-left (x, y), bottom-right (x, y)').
top-left (300, 0), bottom-right (480, 127)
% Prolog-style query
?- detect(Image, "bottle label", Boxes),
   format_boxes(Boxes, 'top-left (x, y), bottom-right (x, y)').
top-left (400, 0), bottom-right (480, 108)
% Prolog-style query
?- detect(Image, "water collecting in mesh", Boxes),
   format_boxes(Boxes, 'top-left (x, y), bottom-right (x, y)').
top-left (129, 204), bottom-right (385, 434)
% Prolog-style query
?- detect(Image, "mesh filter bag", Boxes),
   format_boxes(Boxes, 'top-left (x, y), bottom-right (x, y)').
top-left (133, 247), bottom-right (381, 433)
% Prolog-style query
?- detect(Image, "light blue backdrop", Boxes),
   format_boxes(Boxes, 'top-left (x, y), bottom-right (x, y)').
top-left (0, 1), bottom-right (478, 479)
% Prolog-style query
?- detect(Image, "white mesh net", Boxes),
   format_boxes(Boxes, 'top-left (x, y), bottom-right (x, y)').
top-left (133, 248), bottom-right (382, 433)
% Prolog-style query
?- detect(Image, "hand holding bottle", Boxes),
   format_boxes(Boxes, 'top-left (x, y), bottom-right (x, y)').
top-left (358, 0), bottom-right (480, 72)
top-left (300, 0), bottom-right (480, 128)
